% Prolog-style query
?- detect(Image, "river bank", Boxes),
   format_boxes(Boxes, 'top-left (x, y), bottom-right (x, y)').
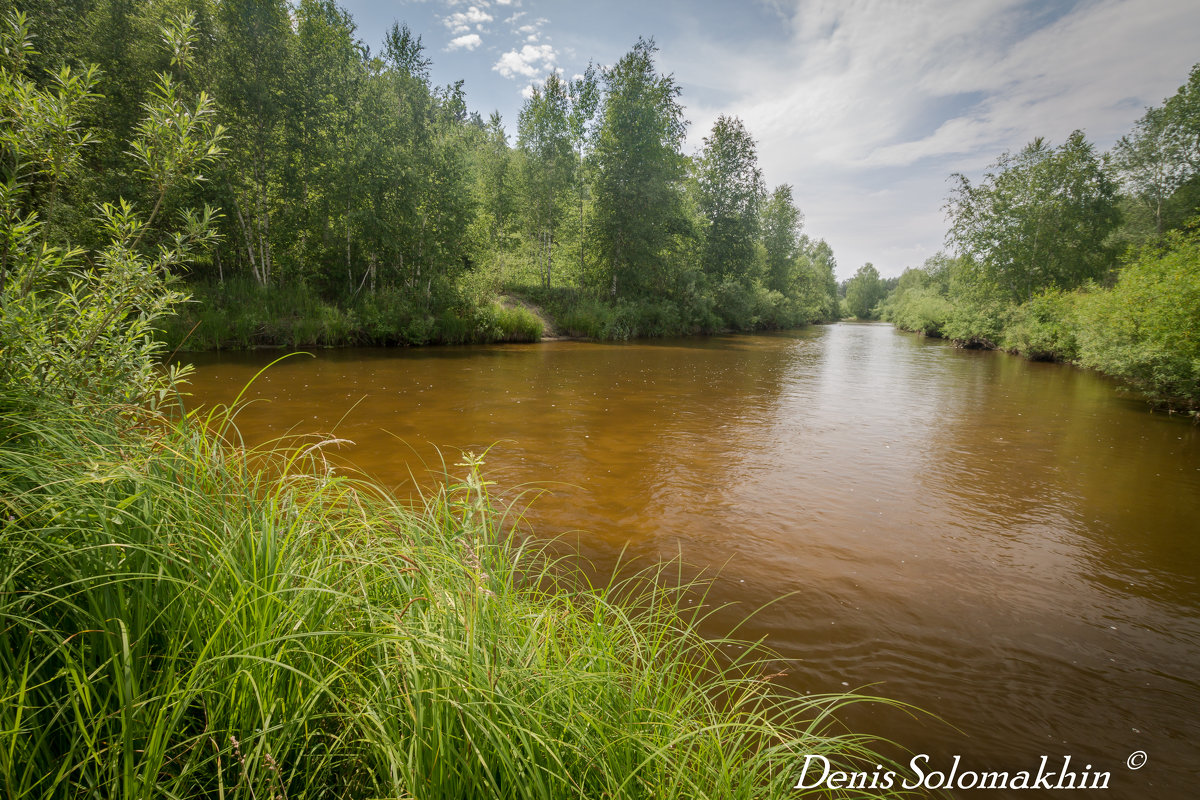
top-left (159, 279), bottom-right (835, 351)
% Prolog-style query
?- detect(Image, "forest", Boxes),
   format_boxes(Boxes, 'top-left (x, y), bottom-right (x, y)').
top-left (3, 0), bottom-right (841, 351)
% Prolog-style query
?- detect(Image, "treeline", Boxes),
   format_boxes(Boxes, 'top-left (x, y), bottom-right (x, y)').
top-left (863, 66), bottom-right (1200, 412)
top-left (7, 0), bottom-right (839, 347)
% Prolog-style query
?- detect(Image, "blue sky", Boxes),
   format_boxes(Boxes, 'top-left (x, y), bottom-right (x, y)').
top-left (338, 0), bottom-right (1200, 279)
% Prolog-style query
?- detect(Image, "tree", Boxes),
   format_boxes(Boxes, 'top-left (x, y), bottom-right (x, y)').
top-left (591, 38), bottom-right (688, 298)
top-left (792, 236), bottom-right (839, 320)
top-left (945, 131), bottom-right (1119, 302)
top-left (567, 64), bottom-right (600, 282)
top-left (1112, 62), bottom-right (1200, 241)
top-left (518, 73), bottom-right (573, 289)
top-left (213, 0), bottom-right (290, 287)
top-left (278, 0), bottom-right (366, 291)
top-left (349, 26), bottom-right (473, 303)
top-left (845, 262), bottom-right (885, 319)
top-left (762, 184), bottom-right (802, 293)
top-left (470, 111), bottom-right (517, 268)
top-left (1112, 106), bottom-right (1185, 237)
top-left (1163, 63), bottom-right (1200, 175)
top-left (696, 115), bottom-right (763, 282)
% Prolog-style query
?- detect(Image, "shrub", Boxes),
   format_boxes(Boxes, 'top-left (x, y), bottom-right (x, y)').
top-left (941, 296), bottom-right (1013, 349)
top-left (0, 11), bottom-right (222, 404)
top-left (1076, 229), bottom-right (1200, 409)
top-left (881, 287), bottom-right (954, 338)
top-left (1002, 289), bottom-right (1079, 361)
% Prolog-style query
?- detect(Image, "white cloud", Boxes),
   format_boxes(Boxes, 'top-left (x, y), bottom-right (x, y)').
top-left (444, 6), bottom-right (493, 36)
top-left (447, 33), bottom-right (482, 51)
top-left (493, 43), bottom-right (556, 80)
top-left (664, 0), bottom-right (1200, 276)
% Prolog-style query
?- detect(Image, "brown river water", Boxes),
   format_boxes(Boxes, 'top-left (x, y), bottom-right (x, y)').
top-left (185, 322), bottom-right (1200, 798)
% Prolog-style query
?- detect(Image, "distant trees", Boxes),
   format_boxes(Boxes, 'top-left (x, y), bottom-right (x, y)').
top-left (844, 263), bottom-right (886, 319)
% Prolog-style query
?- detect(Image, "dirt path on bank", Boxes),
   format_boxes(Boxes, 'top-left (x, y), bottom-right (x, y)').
top-left (499, 293), bottom-right (572, 341)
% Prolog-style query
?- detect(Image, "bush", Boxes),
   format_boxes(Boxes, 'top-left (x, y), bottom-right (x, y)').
top-left (0, 12), bottom-right (221, 404)
top-left (1002, 289), bottom-right (1079, 361)
top-left (1076, 229), bottom-right (1200, 409)
top-left (942, 296), bottom-right (1013, 349)
top-left (881, 287), bottom-right (954, 338)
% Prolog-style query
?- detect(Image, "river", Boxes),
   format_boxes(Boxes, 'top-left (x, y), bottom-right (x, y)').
top-left (185, 322), bottom-right (1200, 799)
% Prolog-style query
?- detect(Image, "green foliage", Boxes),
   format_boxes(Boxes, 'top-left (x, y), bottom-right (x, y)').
top-left (792, 237), bottom-right (840, 322)
top-left (506, 278), bottom-right (827, 340)
top-left (591, 38), bottom-right (689, 299)
top-left (164, 280), bottom-right (548, 349)
top-left (939, 296), bottom-right (1010, 349)
top-left (696, 115), bottom-right (764, 281)
top-left (1076, 228), bottom-right (1200, 409)
top-left (946, 132), bottom-right (1119, 302)
top-left (478, 301), bottom-right (544, 343)
top-left (1112, 62), bottom-right (1200, 244)
top-left (1001, 289), bottom-right (1079, 361)
top-left (7, 2), bottom-right (839, 346)
top-left (518, 73), bottom-right (574, 289)
top-left (0, 9), bottom-right (221, 406)
top-left (880, 272), bottom-right (955, 338)
top-left (875, 62), bottom-right (1200, 410)
top-left (844, 263), bottom-right (886, 319)
top-left (762, 184), bottom-right (803, 293)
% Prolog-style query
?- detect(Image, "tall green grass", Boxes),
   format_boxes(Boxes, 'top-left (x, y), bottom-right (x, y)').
top-left (0, 393), bottom-right (922, 799)
top-left (160, 280), bottom-right (543, 350)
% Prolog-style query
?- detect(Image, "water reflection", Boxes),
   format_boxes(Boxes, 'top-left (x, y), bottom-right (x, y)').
top-left (186, 323), bottom-right (1200, 799)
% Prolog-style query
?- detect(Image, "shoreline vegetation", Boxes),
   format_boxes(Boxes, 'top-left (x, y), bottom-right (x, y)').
top-left (9, 0), bottom-right (842, 356)
top-left (0, 9), bottom-right (925, 799)
top-left (878, 226), bottom-right (1200, 415)
top-left (159, 279), bottom-right (836, 351)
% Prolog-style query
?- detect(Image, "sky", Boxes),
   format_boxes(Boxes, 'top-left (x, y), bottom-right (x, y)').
top-left (337, 0), bottom-right (1200, 280)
